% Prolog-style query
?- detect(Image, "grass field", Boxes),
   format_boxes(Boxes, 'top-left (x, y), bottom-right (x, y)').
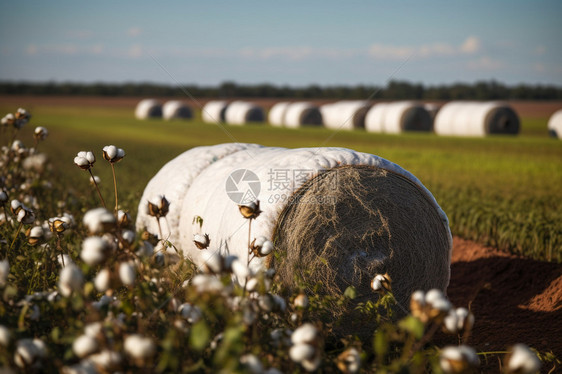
top-left (1, 98), bottom-right (561, 262)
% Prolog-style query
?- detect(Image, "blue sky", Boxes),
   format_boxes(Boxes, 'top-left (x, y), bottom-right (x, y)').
top-left (0, 1), bottom-right (560, 87)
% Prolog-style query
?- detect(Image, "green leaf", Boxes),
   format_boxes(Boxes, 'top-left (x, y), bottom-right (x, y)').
top-left (374, 329), bottom-right (388, 360)
top-left (190, 320), bottom-right (210, 351)
top-left (398, 316), bottom-right (425, 339)
top-left (343, 286), bottom-right (357, 300)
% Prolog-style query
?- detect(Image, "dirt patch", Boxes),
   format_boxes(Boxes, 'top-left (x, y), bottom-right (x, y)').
top-left (436, 236), bottom-right (562, 372)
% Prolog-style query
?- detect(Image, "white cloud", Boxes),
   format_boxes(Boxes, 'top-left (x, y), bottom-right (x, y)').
top-left (460, 36), bottom-right (481, 54)
top-left (466, 56), bottom-right (503, 70)
top-left (25, 43), bottom-right (105, 56)
top-left (127, 27), bottom-right (142, 37)
top-left (535, 45), bottom-right (546, 55)
top-left (368, 36), bottom-right (481, 61)
top-left (91, 44), bottom-right (104, 55)
top-left (26, 44), bottom-right (38, 55)
top-left (127, 44), bottom-right (143, 58)
top-left (534, 63), bottom-right (545, 73)
top-left (238, 46), bottom-right (358, 61)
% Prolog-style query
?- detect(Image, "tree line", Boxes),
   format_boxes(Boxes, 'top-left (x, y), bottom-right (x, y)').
top-left (0, 80), bottom-right (561, 100)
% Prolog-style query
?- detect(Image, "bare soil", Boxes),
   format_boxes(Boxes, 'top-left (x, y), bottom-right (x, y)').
top-left (436, 236), bottom-right (562, 372)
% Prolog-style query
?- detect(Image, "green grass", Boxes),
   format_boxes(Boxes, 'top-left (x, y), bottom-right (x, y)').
top-left (2, 101), bottom-right (561, 261)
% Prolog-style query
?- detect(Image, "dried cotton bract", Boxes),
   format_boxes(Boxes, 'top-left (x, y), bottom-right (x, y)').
top-left (27, 226), bottom-right (44, 245)
top-left (147, 195), bottom-right (170, 218)
top-left (370, 273), bottom-right (391, 293)
top-left (194, 233), bottom-right (210, 249)
top-left (250, 236), bottom-right (274, 257)
top-left (239, 200), bottom-right (261, 219)
top-left (336, 347), bottom-right (361, 374)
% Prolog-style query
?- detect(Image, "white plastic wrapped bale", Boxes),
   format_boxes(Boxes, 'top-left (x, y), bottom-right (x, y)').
top-left (225, 101), bottom-right (265, 125)
top-left (136, 143), bottom-right (452, 311)
top-left (162, 100), bottom-right (193, 120)
top-left (365, 101), bottom-right (432, 134)
top-left (321, 101), bottom-right (371, 130)
top-left (268, 102), bottom-right (291, 127)
top-left (434, 101), bottom-right (520, 136)
top-left (547, 109), bottom-right (562, 139)
top-left (284, 102), bottom-right (323, 128)
top-left (202, 101), bottom-right (229, 124)
top-left (135, 99), bottom-right (162, 120)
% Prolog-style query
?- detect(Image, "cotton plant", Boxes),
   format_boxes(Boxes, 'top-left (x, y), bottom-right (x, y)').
top-left (0, 108), bottom-right (554, 373)
top-left (102, 144), bottom-right (125, 213)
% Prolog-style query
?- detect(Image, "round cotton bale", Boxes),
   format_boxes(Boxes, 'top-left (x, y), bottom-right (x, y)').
top-left (284, 102), bottom-right (323, 128)
top-left (321, 101), bottom-right (371, 130)
top-left (547, 109), bottom-right (562, 139)
top-left (136, 143), bottom-right (452, 317)
top-left (434, 101), bottom-right (520, 136)
top-left (162, 100), bottom-right (193, 120)
top-left (268, 102), bottom-right (291, 127)
top-left (365, 101), bottom-right (432, 133)
top-left (135, 99), bottom-right (162, 120)
top-left (225, 101), bottom-right (265, 125)
top-left (202, 100), bottom-right (229, 124)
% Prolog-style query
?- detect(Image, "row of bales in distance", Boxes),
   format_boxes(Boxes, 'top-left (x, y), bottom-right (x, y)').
top-left (135, 99), bottom-right (194, 120)
top-left (136, 98), bottom-right (562, 138)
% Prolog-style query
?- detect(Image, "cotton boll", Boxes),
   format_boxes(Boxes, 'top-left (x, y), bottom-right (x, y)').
top-left (425, 289), bottom-right (445, 305)
top-left (118, 262), bottom-right (136, 286)
top-left (178, 303), bottom-right (202, 324)
top-left (81, 236), bottom-right (109, 266)
top-left (240, 354), bottom-right (263, 374)
top-left (291, 323), bottom-right (318, 345)
top-left (0, 325), bottom-right (11, 346)
top-left (59, 264), bottom-right (84, 297)
top-left (72, 335), bottom-right (98, 358)
top-left (506, 344), bottom-right (541, 374)
top-left (14, 338), bottom-right (47, 368)
top-left (301, 356), bottom-right (322, 372)
top-left (84, 322), bottom-right (103, 338)
top-left (443, 310), bottom-right (459, 334)
top-left (289, 343), bottom-right (315, 362)
top-left (124, 334), bottom-right (155, 360)
top-left (259, 240), bottom-right (274, 256)
top-left (83, 208), bottom-right (115, 234)
top-left (88, 349), bottom-right (122, 371)
top-left (191, 274), bottom-right (223, 293)
top-left (94, 268), bottom-right (111, 292)
top-left (0, 260), bottom-right (9, 286)
top-left (245, 277), bottom-right (259, 292)
top-left (201, 251), bottom-right (223, 274)
top-left (294, 294), bottom-right (309, 309)
top-left (121, 230), bottom-right (136, 245)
